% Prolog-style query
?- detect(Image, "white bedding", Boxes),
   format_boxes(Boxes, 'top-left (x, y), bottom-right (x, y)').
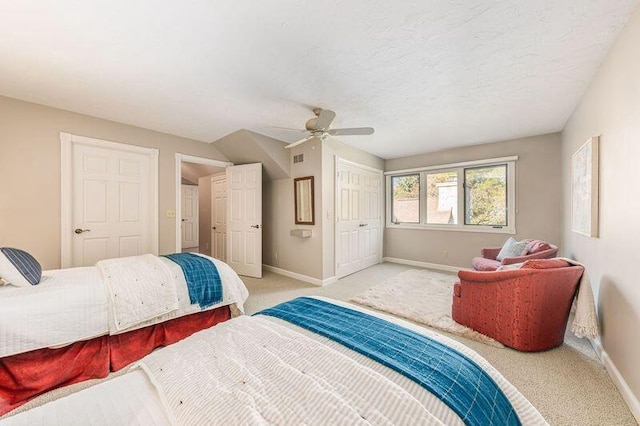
top-left (2, 297), bottom-right (548, 425)
top-left (0, 255), bottom-right (248, 358)
top-left (99, 254), bottom-right (179, 332)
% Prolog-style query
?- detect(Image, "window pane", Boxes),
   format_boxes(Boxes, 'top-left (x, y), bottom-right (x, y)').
top-left (464, 165), bottom-right (507, 226)
top-left (426, 171), bottom-right (457, 224)
top-left (391, 174), bottom-right (420, 223)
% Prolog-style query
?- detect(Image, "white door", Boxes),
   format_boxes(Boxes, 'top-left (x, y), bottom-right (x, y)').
top-left (211, 175), bottom-right (227, 262)
top-left (181, 185), bottom-right (199, 249)
top-left (336, 160), bottom-right (383, 278)
top-left (71, 142), bottom-right (155, 267)
top-left (227, 163), bottom-right (262, 278)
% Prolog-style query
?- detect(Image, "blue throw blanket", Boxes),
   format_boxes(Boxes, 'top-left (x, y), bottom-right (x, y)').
top-left (163, 253), bottom-right (223, 309)
top-left (258, 297), bottom-right (520, 426)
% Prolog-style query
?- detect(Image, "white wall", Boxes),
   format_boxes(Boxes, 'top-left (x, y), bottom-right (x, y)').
top-left (561, 5), bottom-right (640, 405)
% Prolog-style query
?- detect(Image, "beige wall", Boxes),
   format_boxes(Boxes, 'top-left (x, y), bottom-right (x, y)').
top-left (561, 6), bottom-right (640, 403)
top-left (0, 96), bottom-right (227, 269)
top-left (384, 133), bottom-right (563, 268)
top-left (263, 137), bottom-right (384, 280)
top-left (263, 139), bottom-right (323, 279)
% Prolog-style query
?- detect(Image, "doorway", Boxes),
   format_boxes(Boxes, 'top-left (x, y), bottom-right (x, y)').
top-left (174, 155), bottom-right (263, 278)
top-left (176, 154), bottom-right (229, 255)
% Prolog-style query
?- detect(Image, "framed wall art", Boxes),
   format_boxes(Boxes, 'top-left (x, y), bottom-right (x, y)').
top-left (571, 136), bottom-right (599, 237)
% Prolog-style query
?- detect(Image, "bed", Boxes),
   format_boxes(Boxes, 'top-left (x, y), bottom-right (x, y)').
top-left (0, 253), bottom-right (249, 415)
top-left (1, 297), bottom-right (548, 425)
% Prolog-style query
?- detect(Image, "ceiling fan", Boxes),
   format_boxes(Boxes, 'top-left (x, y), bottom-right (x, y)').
top-left (279, 108), bottom-right (374, 149)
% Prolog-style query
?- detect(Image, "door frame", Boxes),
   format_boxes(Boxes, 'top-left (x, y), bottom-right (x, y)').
top-left (60, 132), bottom-right (159, 268)
top-left (174, 153), bottom-right (232, 253)
top-left (334, 156), bottom-right (384, 279)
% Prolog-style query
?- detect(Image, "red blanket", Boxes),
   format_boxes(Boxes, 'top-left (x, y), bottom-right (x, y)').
top-left (0, 306), bottom-right (231, 416)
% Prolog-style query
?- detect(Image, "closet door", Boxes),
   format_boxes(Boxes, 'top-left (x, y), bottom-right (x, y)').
top-left (336, 159), bottom-right (383, 278)
top-left (67, 136), bottom-right (157, 268)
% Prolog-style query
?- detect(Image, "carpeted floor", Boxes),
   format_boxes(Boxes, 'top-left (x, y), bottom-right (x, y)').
top-left (242, 263), bottom-right (637, 426)
top-left (5, 262), bottom-right (636, 424)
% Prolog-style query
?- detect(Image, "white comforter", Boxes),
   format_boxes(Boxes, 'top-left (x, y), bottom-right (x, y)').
top-left (0, 255), bottom-right (248, 358)
top-left (2, 298), bottom-right (548, 426)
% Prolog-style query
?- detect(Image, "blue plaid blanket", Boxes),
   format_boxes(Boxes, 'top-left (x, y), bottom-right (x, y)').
top-left (163, 253), bottom-right (223, 309)
top-left (257, 297), bottom-right (520, 426)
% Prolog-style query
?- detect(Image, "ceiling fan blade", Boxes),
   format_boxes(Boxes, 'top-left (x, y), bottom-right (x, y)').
top-left (315, 109), bottom-right (336, 130)
top-left (285, 135), bottom-right (315, 149)
top-left (267, 126), bottom-right (308, 133)
top-left (328, 127), bottom-right (375, 136)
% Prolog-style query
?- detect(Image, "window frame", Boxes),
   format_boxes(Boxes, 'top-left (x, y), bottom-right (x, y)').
top-left (390, 173), bottom-right (421, 224)
top-left (385, 157), bottom-right (516, 234)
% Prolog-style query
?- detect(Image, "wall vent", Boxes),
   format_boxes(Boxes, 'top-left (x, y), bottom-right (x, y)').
top-left (293, 154), bottom-right (304, 164)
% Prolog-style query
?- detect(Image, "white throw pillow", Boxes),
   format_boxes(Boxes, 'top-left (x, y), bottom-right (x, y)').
top-left (495, 238), bottom-right (529, 262)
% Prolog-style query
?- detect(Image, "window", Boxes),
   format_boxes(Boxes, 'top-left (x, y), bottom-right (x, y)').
top-left (426, 171), bottom-right (457, 225)
top-left (464, 165), bottom-right (507, 226)
top-left (386, 157), bottom-right (516, 233)
top-left (391, 174), bottom-right (420, 223)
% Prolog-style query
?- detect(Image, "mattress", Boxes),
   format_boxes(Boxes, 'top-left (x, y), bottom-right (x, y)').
top-left (1, 297), bottom-right (548, 425)
top-left (0, 256), bottom-right (248, 358)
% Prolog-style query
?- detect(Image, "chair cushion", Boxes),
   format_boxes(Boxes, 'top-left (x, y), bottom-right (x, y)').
top-left (0, 247), bottom-right (42, 287)
top-left (496, 238), bottom-right (529, 261)
top-left (522, 259), bottom-right (571, 269)
top-left (471, 256), bottom-right (501, 271)
top-left (496, 262), bottom-right (524, 271)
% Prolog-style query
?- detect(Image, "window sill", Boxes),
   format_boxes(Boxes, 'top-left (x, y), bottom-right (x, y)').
top-left (386, 223), bottom-right (516, 234)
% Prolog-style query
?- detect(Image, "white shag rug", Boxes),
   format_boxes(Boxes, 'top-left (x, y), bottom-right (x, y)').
top-left (350, 269), bottom-right (504, 348)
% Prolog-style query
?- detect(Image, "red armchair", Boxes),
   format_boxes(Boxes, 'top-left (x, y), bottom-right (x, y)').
top-left (452, 259), bottom-right (583, 351)
top-left (472, 240), bottom-right (558, 271)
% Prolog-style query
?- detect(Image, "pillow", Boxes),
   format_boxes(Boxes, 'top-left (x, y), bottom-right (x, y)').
top-left (0, 247), bottom-right (42, 287)
top-left (527, 240), bottom-right (552, 254)
top-left (496, 238), bottom-right (529, 262)
top-left (522, 259), bottom-right (571, 269)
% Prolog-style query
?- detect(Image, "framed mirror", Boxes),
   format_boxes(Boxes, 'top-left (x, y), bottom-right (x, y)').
top-left (294, 176), bottom-right (315, 225)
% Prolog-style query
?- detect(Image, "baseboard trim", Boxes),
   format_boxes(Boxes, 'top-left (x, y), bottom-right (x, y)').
top-left (262, 264), bottom-right (334, 287)
top-left (591, 338), bottom-right (640, 423)
top-left (382, 257), bottom-right (465, 273)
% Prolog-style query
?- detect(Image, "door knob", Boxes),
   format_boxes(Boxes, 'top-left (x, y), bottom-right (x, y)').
top-left (181, 219), bottom-right (187, 222)
top-left (212, 226), bottom-right (217, 230)
top-left (359, 223), bottom-right (368, 227)
top-left (74, 228), bottom-right (90, 234)
top-left (251, 224), bottom-right (262, 229)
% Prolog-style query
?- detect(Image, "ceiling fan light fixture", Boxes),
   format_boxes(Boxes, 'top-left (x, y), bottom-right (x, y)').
top-left (283, 107), bottom-right (373, 149)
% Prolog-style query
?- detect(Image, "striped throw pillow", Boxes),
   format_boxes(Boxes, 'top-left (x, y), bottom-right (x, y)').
top-left (0, 247), bottom-right (42, 287)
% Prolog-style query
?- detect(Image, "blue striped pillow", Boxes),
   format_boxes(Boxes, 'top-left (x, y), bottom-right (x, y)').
top-left (0, 247), bottom-right (42, 287)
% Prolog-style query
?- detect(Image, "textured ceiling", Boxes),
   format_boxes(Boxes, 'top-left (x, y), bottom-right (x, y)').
top-left (0, 1), bottom-right (637, 159)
